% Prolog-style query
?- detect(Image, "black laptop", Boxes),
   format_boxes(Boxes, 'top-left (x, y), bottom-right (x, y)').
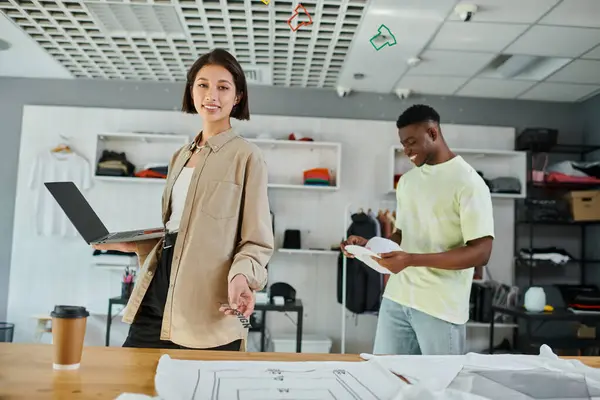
top-left (44, 181), bottom-right (165, 244)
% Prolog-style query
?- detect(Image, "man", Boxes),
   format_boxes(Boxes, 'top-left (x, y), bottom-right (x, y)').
top-left (341, 104), bottom-right (494, 355)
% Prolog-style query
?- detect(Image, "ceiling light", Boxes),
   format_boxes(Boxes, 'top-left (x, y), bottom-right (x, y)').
top-left (0, 39), bottom-right (11, 51)
top-left (496, 55), bottom-right (539, 78)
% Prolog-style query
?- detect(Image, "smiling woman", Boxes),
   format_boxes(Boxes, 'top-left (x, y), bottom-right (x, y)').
top-left (92, 48), bottom-right (274, 351)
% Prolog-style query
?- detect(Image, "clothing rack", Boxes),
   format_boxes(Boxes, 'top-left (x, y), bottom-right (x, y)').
top-left (340, 200), bottom-right (396, 354)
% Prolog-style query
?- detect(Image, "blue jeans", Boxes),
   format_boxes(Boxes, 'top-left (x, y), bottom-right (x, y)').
top-left (373, 297), bottom-right (466, 355)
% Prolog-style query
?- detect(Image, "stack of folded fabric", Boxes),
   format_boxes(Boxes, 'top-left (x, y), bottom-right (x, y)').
top-left (303, 168), bottom-right (330, 186)
top-left (135, 163), bottom-right (168, 179)
top-left (96, 150), bottom-right (135, 177)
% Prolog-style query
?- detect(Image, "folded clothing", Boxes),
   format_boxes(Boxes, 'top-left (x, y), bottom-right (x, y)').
top-left (96, 150), bottom-right (135, 177)
top-left (303, 168), bottom-right (330, 186)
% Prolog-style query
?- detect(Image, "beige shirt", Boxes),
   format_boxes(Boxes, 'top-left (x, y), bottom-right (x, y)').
top-left (122, 128), bottom-right (274, 349)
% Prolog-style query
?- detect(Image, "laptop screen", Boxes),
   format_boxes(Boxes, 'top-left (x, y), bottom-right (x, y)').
top-left (44, 181), bottom-right (110, 244)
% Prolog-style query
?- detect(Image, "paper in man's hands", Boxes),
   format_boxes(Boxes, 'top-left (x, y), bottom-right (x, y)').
top-left (345, 237), bottom-right (402, 275)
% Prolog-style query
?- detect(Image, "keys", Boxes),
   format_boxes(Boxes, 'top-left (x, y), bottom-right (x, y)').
top-left (220, 303), bottom-right (252, 329)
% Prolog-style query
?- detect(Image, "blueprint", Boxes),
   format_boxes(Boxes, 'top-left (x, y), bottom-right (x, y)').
top-left (153, 355), bottom-right (406, 400)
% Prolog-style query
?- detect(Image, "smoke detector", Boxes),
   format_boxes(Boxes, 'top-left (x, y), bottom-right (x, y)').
top-left (454, 3), bottom-right (478, 21)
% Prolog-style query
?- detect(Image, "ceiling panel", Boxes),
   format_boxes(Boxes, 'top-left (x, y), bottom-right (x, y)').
top-left (336, 0), bottom-right (456, 93)
top-left (405, 50), bottom-right (497, 77)
top-left (1, 0), bottom-right (599, 102)
top-left (582, 45), bottom-right (600, 60)
top-left (395, 76), bottom-right (469, 95)
top-left (446, 0), bottom-right (560, 24)
top-left (505, 25), bottom-right (600, 58)
top-left (546, 59), bottom-right (600, 84)
top-left (0, 13), bottom-right (72, 78)
top-left (539, 0), bottom-right (600, 28)
top-left (429, 22), bottom-right (529, 52)
top-left (519, 82), bottom-right (600, 102)
top-left (456, 78), bottom-right (536, 98)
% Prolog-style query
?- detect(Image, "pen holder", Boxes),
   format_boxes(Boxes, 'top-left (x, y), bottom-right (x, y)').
top-left (121, 281), bottom-right (134, 299)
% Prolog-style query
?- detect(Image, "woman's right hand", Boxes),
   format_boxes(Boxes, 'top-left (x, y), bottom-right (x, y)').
top-left (92, 242), bottom-right (137, 254)
top-left (340, 235), bottom-right (368, 258)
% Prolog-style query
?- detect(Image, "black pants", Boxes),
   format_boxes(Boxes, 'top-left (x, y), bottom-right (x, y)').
top-left (123, 232), bottom-right (241, 351)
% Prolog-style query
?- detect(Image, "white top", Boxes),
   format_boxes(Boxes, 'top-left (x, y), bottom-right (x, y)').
top-left (29, 150), bottom-right (91, 237)
top-left (384, 156), bottom-right (495, 325)
top-left (166, 167), bottom-right (194, 233)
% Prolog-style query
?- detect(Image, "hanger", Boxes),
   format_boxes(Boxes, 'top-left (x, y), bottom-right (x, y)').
top-left (51, 135), bottom-right (73, 153)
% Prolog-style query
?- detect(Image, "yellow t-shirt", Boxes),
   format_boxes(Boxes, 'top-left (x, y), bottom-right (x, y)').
top-left (383, 155), bottom-right (494, 325)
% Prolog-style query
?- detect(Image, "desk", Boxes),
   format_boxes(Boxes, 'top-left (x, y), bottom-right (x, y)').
top-left (0, 343), bottom-right (359, 400)
top-left (106, 297), bottom-right (304, 352)
top-left (490, 305), bottom-right (600, 354)
top-left (2, 343), bottom-right (600, 399)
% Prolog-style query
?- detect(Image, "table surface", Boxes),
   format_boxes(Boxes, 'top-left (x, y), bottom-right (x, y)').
top-left (2, 343), bottom-right (600, 399)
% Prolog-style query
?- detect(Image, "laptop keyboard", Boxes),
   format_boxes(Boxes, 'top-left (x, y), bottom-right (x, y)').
top-left (107, 231), bottom-right (147, 241)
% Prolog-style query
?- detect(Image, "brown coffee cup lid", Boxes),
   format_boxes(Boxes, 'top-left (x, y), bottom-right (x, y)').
top-left (51, 305), bottom-right (89, 319)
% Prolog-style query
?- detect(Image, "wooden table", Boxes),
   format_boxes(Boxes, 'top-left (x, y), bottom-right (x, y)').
top-left (1, 343), bottom-right (600, 399)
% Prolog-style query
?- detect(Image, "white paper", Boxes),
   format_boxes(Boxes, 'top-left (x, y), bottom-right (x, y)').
top-left (365, 237), bottom-right (402, 254)
top-left (362, 345), bottom-right (600, 400)
top-left (345, 245), bottom-right (392, 274)
top-left (153, 355), bottom-right (407, 400)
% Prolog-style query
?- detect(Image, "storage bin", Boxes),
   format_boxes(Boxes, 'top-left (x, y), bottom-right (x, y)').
top-left (567, 190), bottom-right (600, 221)
top-left (0, 322), bottom-right (14, 343)
top-left (272, 334), bottom-right (332, 353)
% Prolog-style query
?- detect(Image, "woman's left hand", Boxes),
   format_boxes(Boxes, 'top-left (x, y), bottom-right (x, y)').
top-left (221, 274), bottom-right (255, 318)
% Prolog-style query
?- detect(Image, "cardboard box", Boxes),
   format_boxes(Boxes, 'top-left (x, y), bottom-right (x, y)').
top-left (567, 190), bottom-right (600, 221)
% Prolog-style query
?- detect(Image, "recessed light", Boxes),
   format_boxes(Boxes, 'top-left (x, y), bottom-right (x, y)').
top-left (353, 73), bottom-right (365, 79)
top-left (0, 39), bottom-right (11, 51)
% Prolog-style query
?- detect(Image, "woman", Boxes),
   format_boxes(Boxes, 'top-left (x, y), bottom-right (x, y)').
top-left (94, 48), bottom-right (274, 351)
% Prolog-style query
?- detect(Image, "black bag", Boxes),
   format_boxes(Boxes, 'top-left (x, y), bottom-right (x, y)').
top-left (337, 212), bottom-right (381, 314)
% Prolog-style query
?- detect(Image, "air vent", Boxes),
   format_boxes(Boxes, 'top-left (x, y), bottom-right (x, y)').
top-left (86, 3), bottom-right (185, 38)
top-left (242, 65), bottom-right (273, 85)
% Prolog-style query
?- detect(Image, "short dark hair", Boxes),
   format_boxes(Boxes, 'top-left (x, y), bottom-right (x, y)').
top-left (181, 48), bottom-right (250, 120)
top-left (396, 104), bottom-right (440, 129)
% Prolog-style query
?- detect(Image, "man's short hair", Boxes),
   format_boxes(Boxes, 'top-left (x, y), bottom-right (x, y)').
top-left (396, 104), bottom-right (440, 129)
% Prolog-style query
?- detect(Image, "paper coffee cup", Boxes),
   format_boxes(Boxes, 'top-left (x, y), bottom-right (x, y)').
top-left (51, 305), bottom-right (89, 370)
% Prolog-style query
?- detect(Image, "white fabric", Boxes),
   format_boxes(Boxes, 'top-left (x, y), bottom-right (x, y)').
top-left (29, 150), bottom-right (91, 237)
top-left (165, 167), bottom-right (194, 233)
top-left (361, 344), bottom-right (600, 399)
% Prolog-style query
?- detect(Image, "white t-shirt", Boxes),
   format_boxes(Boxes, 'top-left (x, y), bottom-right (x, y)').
top-left (29, 150), bottom-right (91, 237)
top-left (166, 167), bottom-right (194, 233)
top-left (384, 155), bottom-right (495, 325)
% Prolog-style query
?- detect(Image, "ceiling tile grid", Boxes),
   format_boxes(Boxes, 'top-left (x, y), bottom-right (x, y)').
top-left (1, 0), bottom-right (600, 102)
top-left (0, 0), bottom-right (368, 87)
top-left (378, 0), bottom-right (600, 102)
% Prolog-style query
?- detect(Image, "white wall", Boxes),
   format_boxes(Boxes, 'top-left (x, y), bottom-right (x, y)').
top-left (8, 105), bottom-right (517, 353)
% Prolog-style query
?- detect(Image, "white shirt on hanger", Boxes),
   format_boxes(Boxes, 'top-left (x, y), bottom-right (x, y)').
top-left (166, 167), bottom-right (195, 233)
top-left (29, 150), bottom-right (91, 237)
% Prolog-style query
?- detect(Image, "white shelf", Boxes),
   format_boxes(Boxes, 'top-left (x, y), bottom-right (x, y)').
top-left (389, 146), bottom-right (527, 198)
top-left (250, 138), bottom-right (342, 191)
top-left (278, 248), bottom-right (339, 256)
top-left (467, 321), bottom-right (517, 328)
top-left (268, 183), bottom-right (338, 191)
top-left (98, 132), bottom-right (190, 143)
top-left (94, 176), bottom-right (167, 184)
top-left (247, 138), bottom-right (340, 149)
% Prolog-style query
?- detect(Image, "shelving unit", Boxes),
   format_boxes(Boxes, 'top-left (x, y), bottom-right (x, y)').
top-left (278, 248), bottom-right (339, 256)
top-left (515, 143), bottom-right (600, 287)
top-left (248, 139), bottom-right (341, 191)
top-left (93, 132), bottom-right (189, 183)
top-left (389, 146), bottom-right (527, 198)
